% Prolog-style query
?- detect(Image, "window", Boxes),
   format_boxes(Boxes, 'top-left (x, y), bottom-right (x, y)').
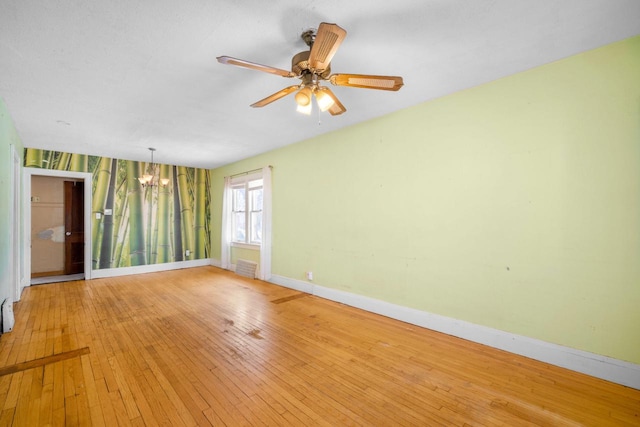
top-left (231, 178), bottom-right (263, 245)
top-left (221, 166), bottom-right (272, 279)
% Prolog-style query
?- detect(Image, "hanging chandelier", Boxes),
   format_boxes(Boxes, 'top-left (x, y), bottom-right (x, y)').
top-left (138, 147), bottom-right (169, 187)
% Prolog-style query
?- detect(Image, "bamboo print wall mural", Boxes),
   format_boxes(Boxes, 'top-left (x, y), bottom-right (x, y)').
top-left (24, 148), bottom-right (211, 269)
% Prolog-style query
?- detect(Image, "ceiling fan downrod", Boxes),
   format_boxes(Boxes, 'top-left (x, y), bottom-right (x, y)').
top-left (300, 28), bottom-right (316, 48)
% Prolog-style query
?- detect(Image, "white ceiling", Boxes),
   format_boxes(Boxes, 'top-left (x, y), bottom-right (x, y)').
top-left (1, 1), bottom-right (639, 169)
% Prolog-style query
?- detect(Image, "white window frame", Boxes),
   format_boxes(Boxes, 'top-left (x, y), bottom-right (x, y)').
top-left (221, 166), bottom-right (272, 280)
top-left (230, 173), bottom-right (263, 249)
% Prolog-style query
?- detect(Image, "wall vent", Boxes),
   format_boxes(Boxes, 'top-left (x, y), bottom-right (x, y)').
top-left (235, 259), bottom-right (258, 279)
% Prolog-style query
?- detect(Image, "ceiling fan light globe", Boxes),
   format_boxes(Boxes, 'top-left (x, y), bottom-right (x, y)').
top-left (315, 90), bottom-right (335, 112)
top-left (295, 87), bottom-right (313, 106)
top-left (296, 102), bottom-right (312, 115)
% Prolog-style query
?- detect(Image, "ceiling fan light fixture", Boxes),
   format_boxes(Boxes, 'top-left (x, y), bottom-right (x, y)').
top-left (315, 88), bottom-right (335, 112)
top-left (218, 22), bottom-right (403, 116)
top-left (296, 102), bottom-right (312, 115)
top-left (295, 86), bottom-right (313, 107)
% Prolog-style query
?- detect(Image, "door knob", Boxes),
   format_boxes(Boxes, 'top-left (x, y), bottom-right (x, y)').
top-left (66, 232), bottom-right (72, 236)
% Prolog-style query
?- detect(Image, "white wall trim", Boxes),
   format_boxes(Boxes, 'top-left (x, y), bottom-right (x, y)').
top-left (270, 274), bottom-right (314, 294)
top-left (91, 258), bottom-right (212, 279)
top-left (9, 145), bottom-right (22, 302)
top-left (211, 258), bottom-right (234, 272)
top-left (269, 274), bottom-right (640, 390)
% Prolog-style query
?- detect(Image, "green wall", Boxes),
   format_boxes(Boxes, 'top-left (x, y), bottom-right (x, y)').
top-left (231, 247), bottom-right (260, 265)
top-left (211, 35), bottom-right (640, 364)
top-left (0, 98), bottom-right (24, 303)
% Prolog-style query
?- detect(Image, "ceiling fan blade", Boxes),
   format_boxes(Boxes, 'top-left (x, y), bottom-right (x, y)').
top-left (330, 74), bottom-right (404, 91)
top-left (217, 56), bottom-right (295, 78)
top-left (250, 85), bottom-right (299, 108)
top-left (308, 23), bottom-right (346, 72)
top-left (319, 87), bottom-right (346, 116)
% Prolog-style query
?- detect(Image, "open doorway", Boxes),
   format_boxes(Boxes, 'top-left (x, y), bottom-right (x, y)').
top-left (24, 169), bottom-right (92, 285)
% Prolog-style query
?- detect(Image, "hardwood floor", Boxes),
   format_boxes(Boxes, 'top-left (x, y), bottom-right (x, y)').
top-left (0, 266), bottom-right (638, 426)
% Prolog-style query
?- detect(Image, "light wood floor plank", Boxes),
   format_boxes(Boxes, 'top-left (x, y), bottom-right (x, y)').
top-left (64, 394), bottom-right (79, 427)
top-left (38, 382), bottom-right (53, 427)
top-left (94, 378), bottom-right (117, 427)
top-left (13, 370), bottom-right (34, 427)
top-left (0, 408), bottom-right (14, 426)
top-left (0, 266), bottom-right (638, 426)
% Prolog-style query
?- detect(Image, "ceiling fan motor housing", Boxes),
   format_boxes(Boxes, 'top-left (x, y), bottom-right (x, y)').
top-left (292, 51), bottom-right (331, 79)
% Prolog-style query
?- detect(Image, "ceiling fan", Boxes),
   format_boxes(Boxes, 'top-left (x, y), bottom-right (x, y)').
top-left (217, 22), bottom-right (404, 116)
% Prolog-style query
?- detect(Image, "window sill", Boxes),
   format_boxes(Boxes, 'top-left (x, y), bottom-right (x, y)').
top-left (231, 242), bottom-right (260, 250)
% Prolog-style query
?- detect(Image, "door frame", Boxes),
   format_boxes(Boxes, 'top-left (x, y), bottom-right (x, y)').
top-left (9, 145), bottom-right (22, 301)
top-left (23, 168), bottom-right (92, 286)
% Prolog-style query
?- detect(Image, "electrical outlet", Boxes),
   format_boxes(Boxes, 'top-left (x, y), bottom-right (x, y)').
top-left (306, 271), bottom-right (313, 281)
top-left (185, 249), bottom-right (191, 257)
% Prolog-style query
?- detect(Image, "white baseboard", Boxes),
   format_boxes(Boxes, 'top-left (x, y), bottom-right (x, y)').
top-left (270, 274), bottom-right (314, 293)
top-left (210, 258), bottom-right (222, 268)
top-left (269, 274), bottom-right (640, 390)
top-left (91, 259), bottom-right (212, 279)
